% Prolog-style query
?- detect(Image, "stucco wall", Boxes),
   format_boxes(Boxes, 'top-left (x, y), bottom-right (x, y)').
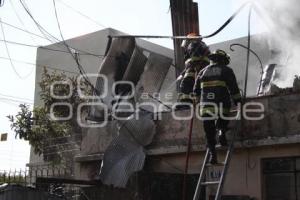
top-left (148, 144), bottom-right (300, 200)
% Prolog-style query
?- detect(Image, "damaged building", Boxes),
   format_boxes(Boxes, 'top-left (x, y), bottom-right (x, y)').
top-left (29, 1), bottom-right (300, 200)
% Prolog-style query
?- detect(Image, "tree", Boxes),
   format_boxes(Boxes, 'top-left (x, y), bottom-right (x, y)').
top-left (8, 68), bottom-right (91, 162)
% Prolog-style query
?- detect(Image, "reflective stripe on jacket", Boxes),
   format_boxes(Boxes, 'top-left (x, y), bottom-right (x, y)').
top-left (193, 64), bottom-right (241, 115)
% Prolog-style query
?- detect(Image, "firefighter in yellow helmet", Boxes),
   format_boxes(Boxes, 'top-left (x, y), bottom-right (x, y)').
top-left (177, 33), bottom-right (211, 108)
top-left (193, 49), bottom-right (241, 164)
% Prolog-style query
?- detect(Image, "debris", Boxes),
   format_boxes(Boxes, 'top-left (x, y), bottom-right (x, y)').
top-left (99, 111), bottom-right (156, 187)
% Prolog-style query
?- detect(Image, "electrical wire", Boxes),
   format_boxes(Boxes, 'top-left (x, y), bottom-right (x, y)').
top-left (229, 43), bottom-right (264, 95)
top-left (0, 18), bottom-right (34, 79)
top-left (9, 0), bottom-right (38, 45)
top-left (202, 2), bottom-right (253, 39)
top-left (0, 37), bottom-right (104, 58)
top-left (0, 99), bottom-right (21, 106)
top-left (52, 0), bottom-right (99, 95)
top-left (0, 20), bottom-right (105, 58)
top-left (1, 20), bottom-right (46, 40)
top-left (239, 4), bottom-right (255, 190)
top-left (148, 94), bottom-right (172, 111)
top-left (110, 2), bottom-right (253, 40)
top-left (243, 5), bottom-right (253, 99)
top-left (109, 1), bottom-right (255, 103)
top-left (0, 92), bottom-right (33, 102)
top-left (0, 97), bottom-right (33, 104)
top-left (19, 0), bottom-right (60, 44)
top-left (0, 56), bottom-right (80, 74)
top-left (18, 0), bottom-right (99, 94)
top-left (56, 0), bottom-right (106, 28)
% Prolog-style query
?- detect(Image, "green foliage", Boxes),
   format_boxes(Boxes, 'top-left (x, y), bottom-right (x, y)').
top-left (8, 67), bottom-right (91, 156)
top-left (8, 104), bottom-right (70, 155)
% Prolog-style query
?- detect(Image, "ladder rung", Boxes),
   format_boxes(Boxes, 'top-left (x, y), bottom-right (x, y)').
top-left (205, 162), bottom-right (225, 167)
top-left (201, 181), bottom-right (220, 186)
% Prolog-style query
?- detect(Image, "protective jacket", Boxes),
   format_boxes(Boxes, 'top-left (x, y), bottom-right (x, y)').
top-left (178, 40), bottom-right (210, 103)
top-left (194, 63), bottom-right (241, 115)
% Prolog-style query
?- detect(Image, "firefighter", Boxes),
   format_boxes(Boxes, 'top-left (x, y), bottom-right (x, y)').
top-left (177, 33), bottom-right (211, 108)
top-left (193, 49), bottom-right (241, 164)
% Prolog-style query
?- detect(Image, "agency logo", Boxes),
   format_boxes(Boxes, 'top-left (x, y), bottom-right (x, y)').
top-left (50, 74), bottom-right (265, 127)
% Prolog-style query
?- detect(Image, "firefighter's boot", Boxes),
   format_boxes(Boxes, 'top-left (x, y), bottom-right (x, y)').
top-left (208, 146), bottom-right (218, 164)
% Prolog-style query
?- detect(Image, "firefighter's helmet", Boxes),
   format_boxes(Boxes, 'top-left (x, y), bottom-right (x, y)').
top-left (181, 33), bottom-right (200, 48)
top-left (208, 49), bottom-right (230, 65)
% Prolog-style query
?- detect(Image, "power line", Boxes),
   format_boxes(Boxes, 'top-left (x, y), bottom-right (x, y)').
top-left (19, 0), bottom-right (60, 44)
top-left (0, 37), bottom-right (104, 58)
top-left (0, 55), bottom-right (80, 74)
top-left (0, 99), bottom-right (20, 106)
top-left (52, 0), bottom-right (99, 95)
top-left (0, 97), bottom-right (33, 104)
top-left (57, 0), bottom-right (106, 28)
top-left (9, 0), bottom-right (39, 45)
top-left (1, 19), bottom-right (108, 58)
top-left (0, 92), bottom-right (33, 102)
top-left (1, 19), bottom-right (60, 42)
top-left (18, 0), bottom-right (105, 59)
top-left (0, 18), bottom-right (33, 79)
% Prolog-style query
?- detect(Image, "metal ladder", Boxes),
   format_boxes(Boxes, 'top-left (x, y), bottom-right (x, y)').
top-left (193, 110), bottom-right (240, 200)
top-left (193, 120), bottom-right (239, 200)
top-left (193, 142), bottom-right (234, 200)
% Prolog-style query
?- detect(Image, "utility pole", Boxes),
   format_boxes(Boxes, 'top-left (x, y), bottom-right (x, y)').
top-left (169, 0), bottom-right (200, 79)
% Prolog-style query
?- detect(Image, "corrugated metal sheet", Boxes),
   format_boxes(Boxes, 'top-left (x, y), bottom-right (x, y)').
top-left (170, 0), bottom-right (199, 74)
top-left (99, 112), bottom-right (156, 187)
top-left (117, 46), bottom-right (148, 94)
top-left (135, 53), bottom-right (173, 112)
top-left (87, 40), bottom-right (171, 187)
top-left (121, 47), bottom-right (147, 85)
top-left (89, 38), bottom-right (135, 120)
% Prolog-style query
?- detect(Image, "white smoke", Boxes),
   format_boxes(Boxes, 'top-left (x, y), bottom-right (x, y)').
top-left (234, 0), bottom-right (300, 88)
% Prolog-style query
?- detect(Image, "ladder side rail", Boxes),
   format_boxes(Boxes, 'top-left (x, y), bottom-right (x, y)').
top-left (193, 149), bottom-right (210, 200)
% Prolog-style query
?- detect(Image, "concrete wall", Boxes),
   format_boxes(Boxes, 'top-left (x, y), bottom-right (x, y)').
top-left (147, 144), bottom-right (300, 200)
top-left (79, 92), bottom-right (300, 157)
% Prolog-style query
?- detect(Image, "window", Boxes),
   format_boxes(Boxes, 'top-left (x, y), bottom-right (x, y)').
top-left (263, 157), bottom-right (300, 200)
top-left (0, 133), bottom-right (8, 141)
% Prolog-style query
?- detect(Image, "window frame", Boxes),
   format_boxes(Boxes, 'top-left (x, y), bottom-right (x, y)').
top-left (262, 156), bottom-right (300, 200)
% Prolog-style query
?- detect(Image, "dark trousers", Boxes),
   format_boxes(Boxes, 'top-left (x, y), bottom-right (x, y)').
top-left (178, 68), bottom-right (197, 103)
top-left (202, 115), bottom-right (229, 149)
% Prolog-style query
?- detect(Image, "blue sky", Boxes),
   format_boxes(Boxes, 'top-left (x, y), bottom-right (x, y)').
top-left (0, 0), bottom-right (256, 170)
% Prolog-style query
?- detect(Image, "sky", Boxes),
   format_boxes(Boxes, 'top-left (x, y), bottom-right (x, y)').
top-left (0, 0), bottom-right (256, 170)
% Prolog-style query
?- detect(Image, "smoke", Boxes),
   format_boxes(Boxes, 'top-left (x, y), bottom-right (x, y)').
top-left (234, 0), bottom-right (300, 87)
